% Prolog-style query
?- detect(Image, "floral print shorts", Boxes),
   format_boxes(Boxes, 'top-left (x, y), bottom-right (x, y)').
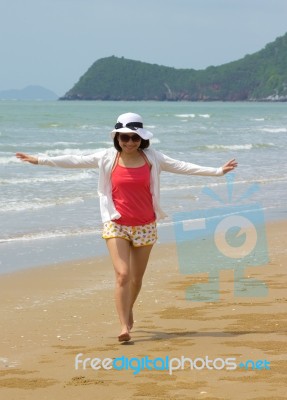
top-left (102, 220), bottom-right (157, 247)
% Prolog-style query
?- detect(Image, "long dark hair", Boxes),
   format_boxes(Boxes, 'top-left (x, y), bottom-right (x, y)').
top-left (113, 133), bottom-right (150, 152)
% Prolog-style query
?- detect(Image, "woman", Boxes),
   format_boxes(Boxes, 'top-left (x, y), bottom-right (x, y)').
top-left (16, 112), bottom-right (237, 342)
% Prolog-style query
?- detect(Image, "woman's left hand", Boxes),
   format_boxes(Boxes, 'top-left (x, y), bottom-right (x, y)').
top-left (222, 159), bottom-right (238, 174)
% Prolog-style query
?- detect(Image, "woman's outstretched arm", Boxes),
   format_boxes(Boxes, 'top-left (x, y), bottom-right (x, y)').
top-left (15, 151), bottom-right (106, 169)
top-left (156, 150), bottom-right (238, 176)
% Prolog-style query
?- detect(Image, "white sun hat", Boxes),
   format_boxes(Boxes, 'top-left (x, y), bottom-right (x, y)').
top-left (111, 112), bottom-right (153, 140)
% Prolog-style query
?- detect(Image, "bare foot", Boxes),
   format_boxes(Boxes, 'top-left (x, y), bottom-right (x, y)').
top-left (118, 328), bottom-right (131, 342)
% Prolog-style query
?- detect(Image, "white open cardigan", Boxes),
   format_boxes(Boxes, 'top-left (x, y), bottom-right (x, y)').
top-left (38, 147), bottom-right (223, 223)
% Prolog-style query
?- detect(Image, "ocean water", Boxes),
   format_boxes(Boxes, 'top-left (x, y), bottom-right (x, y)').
top-left (0, 101), bottom-right (286, 274)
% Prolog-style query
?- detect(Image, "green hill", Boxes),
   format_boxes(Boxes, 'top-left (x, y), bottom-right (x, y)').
top-left (61, 33), bottom-right (287, 101)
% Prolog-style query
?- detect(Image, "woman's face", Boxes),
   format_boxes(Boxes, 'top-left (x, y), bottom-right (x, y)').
top-left (117, 133), bottom-right (142, 153)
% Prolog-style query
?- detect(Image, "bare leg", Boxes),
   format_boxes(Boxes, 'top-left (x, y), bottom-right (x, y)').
top-left (106, 238), bottom-right (132, 341)
top-left (106, 238), bottom-right (154, 341)
top-left (129, 245), bottom-right (154, 330)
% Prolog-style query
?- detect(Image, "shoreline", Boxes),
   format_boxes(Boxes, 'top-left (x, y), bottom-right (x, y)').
top-left (1, 209), bottom-right (286, 277)
top-left (0, 219), bottom-right (286, 399)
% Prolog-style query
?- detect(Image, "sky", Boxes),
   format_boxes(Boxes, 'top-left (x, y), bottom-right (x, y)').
top-left (1, 0), bottom-right (287, 96)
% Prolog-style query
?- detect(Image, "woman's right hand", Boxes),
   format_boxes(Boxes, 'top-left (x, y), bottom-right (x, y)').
top-left (16, 152), bottom-right (38, 164)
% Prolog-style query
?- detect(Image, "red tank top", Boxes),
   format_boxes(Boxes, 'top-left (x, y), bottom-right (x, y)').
top-left (111, 153), bottom-right (156, 226)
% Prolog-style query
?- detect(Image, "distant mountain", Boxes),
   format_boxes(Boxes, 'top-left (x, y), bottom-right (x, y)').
top-left (0, 85), bottom-right (58, 100)
top-left (60, 32), bottom-right (287, 101)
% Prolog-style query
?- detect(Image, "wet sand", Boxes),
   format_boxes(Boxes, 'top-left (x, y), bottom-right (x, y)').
top-left (0, 220), bottom-right (286, 399)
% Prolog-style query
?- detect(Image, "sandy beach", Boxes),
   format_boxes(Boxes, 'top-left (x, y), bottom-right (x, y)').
top-left (0, 219), bottom-right (286, 399)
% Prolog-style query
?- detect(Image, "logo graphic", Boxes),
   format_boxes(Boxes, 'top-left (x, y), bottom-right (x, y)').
top-left (74, 353), bottom-right (271, 375)
top-left (173, 173), bottom-right (269, 301)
